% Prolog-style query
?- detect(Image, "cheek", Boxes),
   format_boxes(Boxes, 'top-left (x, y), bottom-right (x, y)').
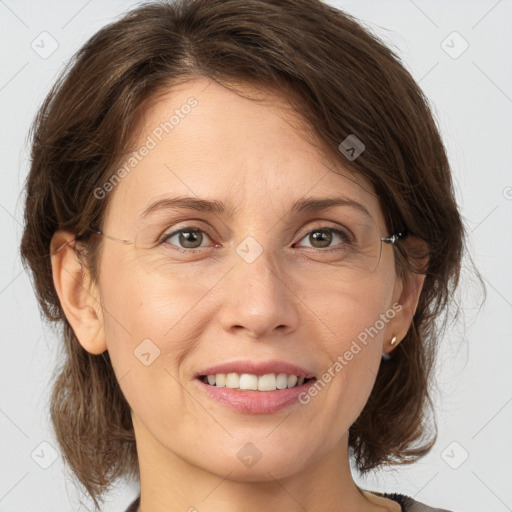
top-left (96, 243), bottom-right (398, 457)
top-left (305, 277), bottom-right (396, 426)
top-left (311, 274), bottom-right (395, 353)
top-left (99, 244), bottom-right (210, 351)
top-left (97, 252), bottom-right (209, 415)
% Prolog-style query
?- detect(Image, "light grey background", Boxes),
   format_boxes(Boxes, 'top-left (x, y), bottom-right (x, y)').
top-left (1, 1), bottom-right (511, 511)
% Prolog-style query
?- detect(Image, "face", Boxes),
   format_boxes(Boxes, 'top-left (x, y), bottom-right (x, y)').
top-left (92, 77), bottom-right (406, 481)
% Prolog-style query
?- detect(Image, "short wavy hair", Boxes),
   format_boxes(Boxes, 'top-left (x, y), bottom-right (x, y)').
top-left (20, 0), bottom-right (466, 507)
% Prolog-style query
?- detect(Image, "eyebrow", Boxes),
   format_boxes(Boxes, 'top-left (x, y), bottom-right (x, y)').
top-left (139, 195), bottom-right (372, 221)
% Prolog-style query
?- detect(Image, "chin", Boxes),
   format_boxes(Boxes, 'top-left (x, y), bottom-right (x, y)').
top-left (193, 440), bottom-right (312, 482)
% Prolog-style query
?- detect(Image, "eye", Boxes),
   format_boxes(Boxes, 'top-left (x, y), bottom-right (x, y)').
top-left (160, 227), bottom-right (215, 250)
top-left (295, 226), bottom-right (351, 250)
top-left (158, 225), bottom-right (352, 252)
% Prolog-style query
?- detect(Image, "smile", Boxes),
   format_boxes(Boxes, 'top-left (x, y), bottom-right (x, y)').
top-left (198, 372), bottom-right (314, 391)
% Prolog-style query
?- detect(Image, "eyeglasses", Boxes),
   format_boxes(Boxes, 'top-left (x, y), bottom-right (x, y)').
top-left (85, 215), bottom-right (407, 284)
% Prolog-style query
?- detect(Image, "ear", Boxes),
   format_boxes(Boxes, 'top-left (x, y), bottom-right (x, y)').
top-left (383, 236), bottom-right (429, 355)
top-left (50, 230), bottom-right (107, 355)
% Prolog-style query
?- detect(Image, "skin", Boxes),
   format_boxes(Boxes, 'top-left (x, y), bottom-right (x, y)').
top-left (50, 77), bottom-right (425, 512)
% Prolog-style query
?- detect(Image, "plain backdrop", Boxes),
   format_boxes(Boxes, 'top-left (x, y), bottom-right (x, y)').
top-left (1, 1), bottom-right (511, 511)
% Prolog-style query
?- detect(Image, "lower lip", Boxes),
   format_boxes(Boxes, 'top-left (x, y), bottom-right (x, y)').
top-left (194, 377), bottom-right (317, 414)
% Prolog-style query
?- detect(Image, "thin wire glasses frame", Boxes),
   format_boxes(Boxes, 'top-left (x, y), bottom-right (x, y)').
top-left (87, 228), bottom-right (408, 247)
top-left (79, 225), bottom-right (408, 283)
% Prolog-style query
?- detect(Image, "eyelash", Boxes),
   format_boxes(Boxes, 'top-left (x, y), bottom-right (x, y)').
top-left (158, 225), bottom-right (351, 252)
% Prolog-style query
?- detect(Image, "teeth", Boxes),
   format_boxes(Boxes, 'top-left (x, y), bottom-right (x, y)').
top-left (239, 373), bottom-right (258, 390)
top-left (226, 372), bottom-right (239, 388)
top-left (258, 373), bottom-right (276, 391)
top-left (200, 372), bottom-right (310, 391)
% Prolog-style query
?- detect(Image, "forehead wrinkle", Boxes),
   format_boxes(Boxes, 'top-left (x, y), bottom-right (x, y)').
top-left (138, 195), bottom-right (373, 224)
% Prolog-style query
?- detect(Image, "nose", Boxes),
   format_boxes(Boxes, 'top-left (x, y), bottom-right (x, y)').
top-left (217, 244), bottom-right (300, 339)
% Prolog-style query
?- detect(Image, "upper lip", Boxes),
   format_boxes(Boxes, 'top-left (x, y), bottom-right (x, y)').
top-left (195, 359), bottom-right (316, 379)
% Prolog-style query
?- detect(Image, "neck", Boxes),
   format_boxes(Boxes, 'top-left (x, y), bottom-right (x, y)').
top-left (133, 419), bottom-right (393, 512)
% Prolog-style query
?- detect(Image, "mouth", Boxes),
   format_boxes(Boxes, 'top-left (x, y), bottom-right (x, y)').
top-left (197, 373), bottom-right (317, 391)
top-left (194, 371), bottom-right (319, 414)
top-left (193, 359), bottom-right (318, 412)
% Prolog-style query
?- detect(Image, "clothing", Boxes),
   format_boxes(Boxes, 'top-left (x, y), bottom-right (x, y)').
top-left (371, 492), bottom-right (453, 511)
top-left (125, 492), bottom-right (453, 511)
top-left (125, 496), bottom-right (139, 512)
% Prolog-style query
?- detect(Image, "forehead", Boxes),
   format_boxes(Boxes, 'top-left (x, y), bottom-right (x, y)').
top-left (103, 77), bottom-right (384, 232)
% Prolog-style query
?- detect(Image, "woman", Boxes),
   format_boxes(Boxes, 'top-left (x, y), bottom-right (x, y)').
top-left (19, 0), bottom-right (464, 510)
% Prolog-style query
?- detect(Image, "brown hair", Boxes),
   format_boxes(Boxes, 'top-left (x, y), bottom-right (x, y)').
top-left (20, 0), bottom-right (467, 507)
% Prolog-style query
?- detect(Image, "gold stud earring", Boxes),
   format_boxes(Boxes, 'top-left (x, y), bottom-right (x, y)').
top-left (390, 336), bottom-right (397, 346)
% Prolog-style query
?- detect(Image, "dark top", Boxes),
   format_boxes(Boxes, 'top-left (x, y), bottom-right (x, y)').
top-left (125, 492), bottom-right (453, 511)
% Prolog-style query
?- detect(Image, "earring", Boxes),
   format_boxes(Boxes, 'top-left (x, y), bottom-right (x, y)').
top-left (383, 336), bottom-right (399, 360)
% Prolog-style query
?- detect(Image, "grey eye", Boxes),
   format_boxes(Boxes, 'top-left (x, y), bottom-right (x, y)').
top-left (162, 228), bottom-right (211, 249)
top-left (296, 227), bottom-right (348, 249)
